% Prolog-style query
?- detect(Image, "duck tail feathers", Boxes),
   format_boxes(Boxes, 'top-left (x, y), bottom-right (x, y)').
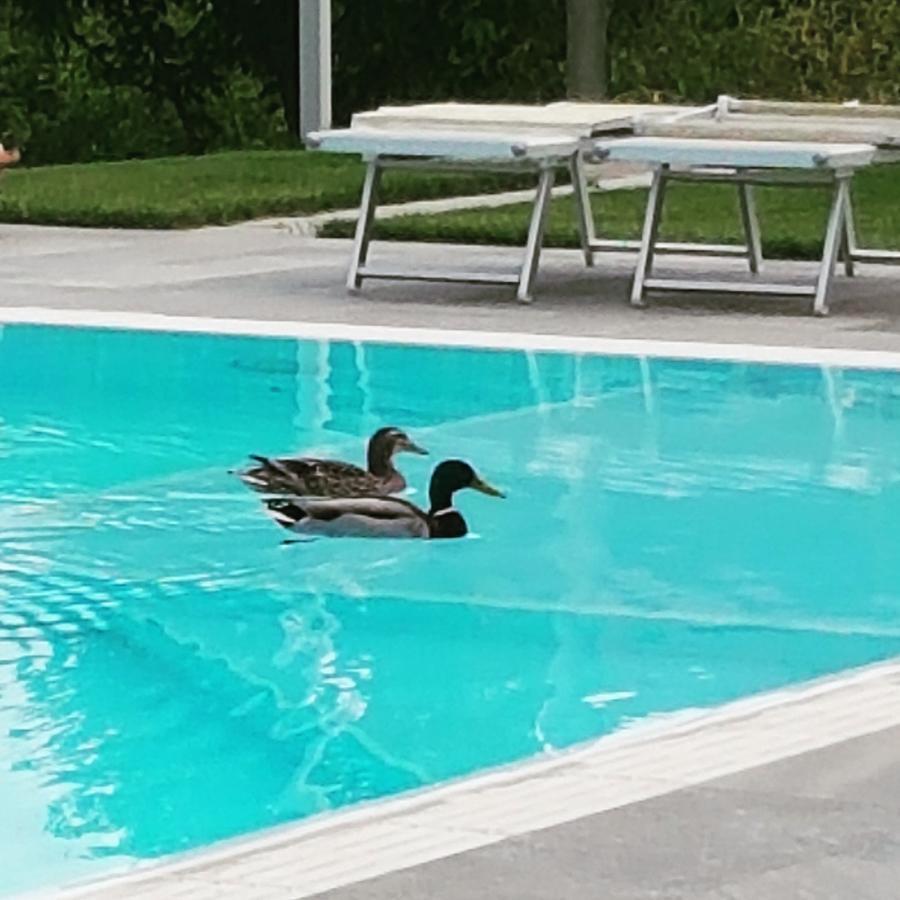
top-left (231, 455), bottom-right (289, 491)
top-left (232, 464), bottom-right (269, 491)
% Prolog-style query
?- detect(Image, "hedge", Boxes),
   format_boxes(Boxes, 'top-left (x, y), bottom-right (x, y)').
top-left (1, 0), bottom-right (897, 165)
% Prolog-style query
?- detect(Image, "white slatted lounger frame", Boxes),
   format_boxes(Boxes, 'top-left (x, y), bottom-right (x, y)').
top-left (723, 96), bottom-right (900, 271)
top-left (348, 102), bottom-right (763, 266)
top-left (307, 128), bottom-right (585, 303)
top-left (592, 137), bottom-right (879, 316)
top-left (308, 120), bottom-right (769, 303)
top-left (635, 96), bottom-right (900, 272)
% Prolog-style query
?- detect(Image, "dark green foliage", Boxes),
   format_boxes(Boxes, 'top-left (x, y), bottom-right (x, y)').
top-left (330, 0), bottom-right (567, 122)
top-left (610, 0), bottom-right (900, 104)
top-left (3, 0), bottom-right (291, 164)
top-left (330, 0), bottom-right (900, 118)
top-left (2, 0), bottom-right (898, 166)
top-left (72, 0), bottom-right (238, 153)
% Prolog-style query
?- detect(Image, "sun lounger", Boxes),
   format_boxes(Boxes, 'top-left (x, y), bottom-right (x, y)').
top-left (591, 137), bottom-right (879, 315)
top-left (636, 95), bottom-right (900, 271)
top-left (311, 98), bottom-right (898, 311)
top-left (306, 102), bottom-right (772, 303)
top-left (307, 126), bottom-right (585, 302)
top-left (604, 95), bottom-right (900, 315)
top-left (343, 100), bottom-right (761, 263)
top-left (636, 97), bottom-right (900, 151)
top-left (350, 101), bottom-right (693, 137)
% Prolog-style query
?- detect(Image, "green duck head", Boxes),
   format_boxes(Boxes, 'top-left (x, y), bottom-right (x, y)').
top-left (428, 459), bottom-right (505, 515)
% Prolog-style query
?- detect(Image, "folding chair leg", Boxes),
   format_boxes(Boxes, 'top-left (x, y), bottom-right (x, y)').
top-left (517, 165), bottom-right (555, 303)
top-left (813, 176), bottom-right (849, 316)
top-left (840, 183), bottom-right (858, 278)
top-left (630, 166), bottom-right (668, 307)
top-left (738, 183), bottom-right (763, 275)
top-left (569, 152), bottom-right (595, 268)
top-left (347, 159), bottom-right (383, 291)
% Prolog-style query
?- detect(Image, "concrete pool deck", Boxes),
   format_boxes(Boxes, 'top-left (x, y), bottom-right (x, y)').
top-left (316, 721), bottom-right (900, 900)
top-left (3, 220), bottom-right (900, 899)
top-left (2, 221), bottom-right (900, 351)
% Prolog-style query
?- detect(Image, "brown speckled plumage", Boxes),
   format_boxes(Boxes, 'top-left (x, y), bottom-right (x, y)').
top-left (235, 427), bottom-right (426, 498)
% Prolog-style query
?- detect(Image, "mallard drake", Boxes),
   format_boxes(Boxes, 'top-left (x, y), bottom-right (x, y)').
top-left (235, 426), bottom-right (427, 497)
top-left (264, 459), bottom-right (504, 539)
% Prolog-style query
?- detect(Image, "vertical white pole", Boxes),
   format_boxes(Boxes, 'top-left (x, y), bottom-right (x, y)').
top-left (299, 0), bottom-right (332, 140)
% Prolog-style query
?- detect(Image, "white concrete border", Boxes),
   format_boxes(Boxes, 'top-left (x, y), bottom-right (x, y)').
top-left (4, 305), bottom-right (900, 371)
top-left (8, 306), bottom-right (900, 898)
top-left (254, 172), bottom-right (651, 237)
top-left (29, 657), bottom-right (900, 899)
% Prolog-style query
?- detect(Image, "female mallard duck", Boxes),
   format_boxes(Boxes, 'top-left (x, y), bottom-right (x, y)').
top-left (264, 459), bottom-right (504, 539)
top-left (236, 426), bottom-right (427, 497)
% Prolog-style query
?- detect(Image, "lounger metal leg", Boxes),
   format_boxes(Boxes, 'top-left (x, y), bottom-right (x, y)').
top-left (645, 168), bottom-right (668, 279)
top-left (738, 183), bottom-right (763, 274)
top-left (347, 159), bottom-right (382, 291)
top-left (630, 166), bottom-right (668, 307)
top-left (840, 185), bottom-right (858, 278)
top-left (517, 164), bottom-right (555, 303)
top-left (570, 152), bottom-right (595, 268)
top-left (813, 176), bottom-right (849, 317)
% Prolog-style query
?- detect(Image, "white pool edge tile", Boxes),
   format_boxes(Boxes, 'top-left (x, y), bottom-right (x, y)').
top-left (30, 656), bottom-right (900, 900)
top-left (5, 306), bottom-right (900, 371)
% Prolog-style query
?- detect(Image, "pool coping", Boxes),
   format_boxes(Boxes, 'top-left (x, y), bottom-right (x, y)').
top-left (27, 656), bottom-right (900, 899)
top-left (5, 305), bottom-right (900, 371)
top-left (6, 304), bottom-right (900, 897)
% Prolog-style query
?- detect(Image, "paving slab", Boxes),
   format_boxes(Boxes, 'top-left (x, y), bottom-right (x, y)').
top-left (2, 223), bottom-right (900, 351)
top-left (313, 726), bottom-right (900, 900)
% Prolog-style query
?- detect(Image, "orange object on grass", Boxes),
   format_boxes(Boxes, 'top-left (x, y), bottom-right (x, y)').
top-left (0, 144), bottom-right (21, 168)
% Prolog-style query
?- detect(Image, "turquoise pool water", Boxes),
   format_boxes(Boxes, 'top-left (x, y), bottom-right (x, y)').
top-left (3, 323), bottom-right (900, 895)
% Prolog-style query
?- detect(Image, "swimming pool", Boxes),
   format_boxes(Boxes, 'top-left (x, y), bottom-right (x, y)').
top-left (3, 322), bottom-right (900, 896)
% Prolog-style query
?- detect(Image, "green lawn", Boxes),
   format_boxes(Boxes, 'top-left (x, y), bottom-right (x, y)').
top-left (0, 150), bottom-right (529, 229)
top-left (3, 151), bottom-right (898, 251)
top-left (321, 164), bottom-right (900, 260)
